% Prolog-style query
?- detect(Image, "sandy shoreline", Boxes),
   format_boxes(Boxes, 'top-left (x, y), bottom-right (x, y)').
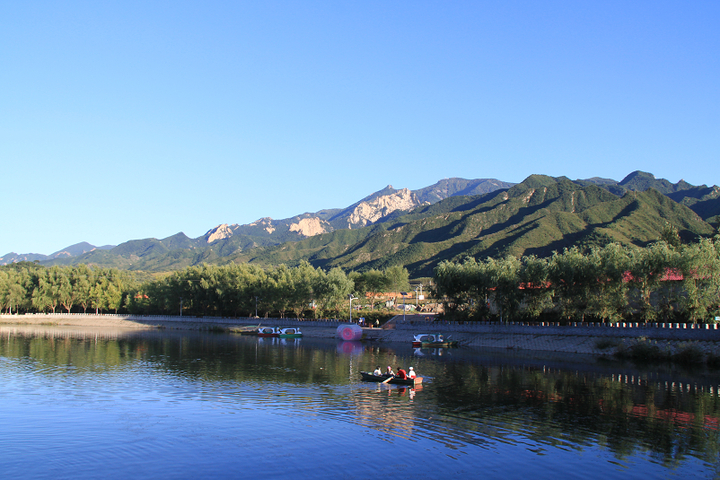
top-left (0, 315), bottom-right (155, 329)
top-left (2, 314), bottom-right (719, 358)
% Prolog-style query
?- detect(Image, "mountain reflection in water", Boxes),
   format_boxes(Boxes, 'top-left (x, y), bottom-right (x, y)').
top-left (0, 325), bottom-right (718, 479)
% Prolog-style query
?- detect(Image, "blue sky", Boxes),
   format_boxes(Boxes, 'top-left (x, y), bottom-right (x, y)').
top-left (1, 1), bottom-right (718, 255)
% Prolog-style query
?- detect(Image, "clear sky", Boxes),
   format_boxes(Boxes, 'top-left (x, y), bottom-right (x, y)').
top-left (1, 1), bottom-right (718, 255)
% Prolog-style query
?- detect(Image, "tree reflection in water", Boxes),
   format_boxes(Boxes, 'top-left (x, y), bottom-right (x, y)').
top-left (1, 325), bottom-right (719, 474)
top-left (432, 361), bottom-right (720, 468)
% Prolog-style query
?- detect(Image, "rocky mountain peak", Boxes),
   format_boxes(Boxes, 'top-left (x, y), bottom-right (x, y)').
top-left (249, 217), bottom-right (276, 234)
top-left (347, 188), bottom-right (419, 227)
top-left (289, 218), bottom-right (330, 237)
top-left (205, 224), bottom-right (237, 243)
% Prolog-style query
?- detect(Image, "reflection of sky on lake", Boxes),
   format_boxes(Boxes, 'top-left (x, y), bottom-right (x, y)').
top-left (0, 326), bottom-right (718, 479)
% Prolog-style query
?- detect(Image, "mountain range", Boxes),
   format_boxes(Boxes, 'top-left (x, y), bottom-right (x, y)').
top-left (2, 171), bottom-right (719, 277)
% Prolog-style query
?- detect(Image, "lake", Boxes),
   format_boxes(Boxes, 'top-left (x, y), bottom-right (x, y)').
top-left (1, 325), bottom-right (719, 479)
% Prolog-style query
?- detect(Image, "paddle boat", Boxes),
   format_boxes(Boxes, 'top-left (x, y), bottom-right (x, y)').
top-left (412, 333), bottom-right (457, 348)
top-left (278, 327), bottom-right (303, 338)
top-left (257, 326), bottom-right (280, 337)
top-left (360, 371), bottom-right (423, 386)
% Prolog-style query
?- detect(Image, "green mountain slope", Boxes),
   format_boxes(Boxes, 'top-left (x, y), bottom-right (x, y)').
top-left (222, 175), bottom-right (715, 277)
top-left (38, 174), bottom-right (717, 275)
top-left (576, 171), bottom-right (719, 223)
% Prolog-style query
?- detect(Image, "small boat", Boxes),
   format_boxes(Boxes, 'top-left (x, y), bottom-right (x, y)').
top-left (278, 327), bottom-right (303, 338)
top-left (412, 333), bottom-right (457, 348)
top-left (360, 371), bottom-right (423, 386)
top-left (257, 326), bottom-right (279, 337)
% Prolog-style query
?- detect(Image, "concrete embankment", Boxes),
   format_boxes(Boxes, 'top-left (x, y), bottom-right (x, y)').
top-left (2, 313), bottom-right (720, 357)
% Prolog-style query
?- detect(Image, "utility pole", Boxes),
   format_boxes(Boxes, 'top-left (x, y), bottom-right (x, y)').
top-left (349, 294), bottom-right (358, 323)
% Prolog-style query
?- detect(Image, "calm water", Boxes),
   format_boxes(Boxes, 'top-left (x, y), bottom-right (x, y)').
top-left (1, 326), bottom-right (719, 479)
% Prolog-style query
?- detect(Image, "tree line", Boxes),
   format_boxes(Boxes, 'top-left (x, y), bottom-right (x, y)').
top-left (0, 263), bottom-right (137, 315)
top-left (433, 235), bottom-right (720, 323)
top-left (0, 261), bottom-right (410, 319)
top-left (7, 231), bottom-right (718, 323)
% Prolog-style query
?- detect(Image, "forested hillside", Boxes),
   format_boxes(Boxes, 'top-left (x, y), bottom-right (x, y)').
top-left (226, 175), bottom-right (716, 277)
top-left (4, 172), bottom-right (718, 277)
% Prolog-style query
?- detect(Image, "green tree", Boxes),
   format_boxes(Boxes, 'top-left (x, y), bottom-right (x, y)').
top-left (517, 255), bottom-right (553, 319)
top-left (313, 267), bottom-right (353, 319)
top-left (627, 242), bottom-right (678, 322)
top-left (32, 268), bottom-right (61, 313)
top-left (73, 265), bottom-right (94, 313)
top-left (488, 256), bottom-right (523, 321)
top-left (384, 265), bottom-right (410, 294)
top-left (57, 266), bottom-right (76, 313)
top-left (286, 261), bottom-right (316, 318)
top-left (587, 243), bottom-right (631, 322)
top-left (679, 237), bottom-right (720, 322)
top-left (548, 247), bottom-right (595, 322)
top-left (351, 269), bottom-right (389, 310)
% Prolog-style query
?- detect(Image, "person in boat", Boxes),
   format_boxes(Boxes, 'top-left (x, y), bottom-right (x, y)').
top-left (396, 367), bottom-right (407, 380)
top-left (386, 366), bottom-right (394, 376)
top-left (373, 366), bottom-right (382, 376)
top-left (407, 367), bottom-right (416, 379)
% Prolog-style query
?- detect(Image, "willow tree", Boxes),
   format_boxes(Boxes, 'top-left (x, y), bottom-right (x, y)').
top-left (679, 237), bottom-right (720, 322)
top-left (587, 243), bottom-right (631, 322)
top-left (488, 256), bottom-right (523, 321)
top-left (626, 242), bottom-right (680, 322)
top-left (384, 265), bottom-right (410, 294)
top-left (0, 269), bottom-right (27, 314)
top-left (312, 267), bottom-right (353, 319)
top-left (433, 258), bottom-right (488, 320)
top-left (73, 264), bottom-right (95, 313)
top-left (517, 255), bottom-right (553, 319)
top-left (224, 263), bottom-right (267, 317)
top-left (32, 267), bottom-right (62, 313)
top-left (56, 266), bottom-right (77, 313)
top-left (547, 247), bottom-right (596, 322)
top-left (350, 269), bottom-right (389, 310)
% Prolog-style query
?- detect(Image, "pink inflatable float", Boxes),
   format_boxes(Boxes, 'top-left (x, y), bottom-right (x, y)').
top-left (336, 324), bottom-right (363, 341)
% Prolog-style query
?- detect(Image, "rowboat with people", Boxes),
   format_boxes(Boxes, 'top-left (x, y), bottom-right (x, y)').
top-left (360, 371), bottom-right (423, 386)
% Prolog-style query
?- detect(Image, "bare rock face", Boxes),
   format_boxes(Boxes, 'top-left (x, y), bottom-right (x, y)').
top-left (347, 188), bottom-right (420, 227)
top-left (289, 218), bottom-right (329, 237)
top-left (205, 224), bottom-right (237, 243)
top-left (249, 217), bottom-right (276, 234)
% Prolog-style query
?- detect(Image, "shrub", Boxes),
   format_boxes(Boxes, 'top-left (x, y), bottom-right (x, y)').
top-left (672, 344), bottom-right (705, 366)
top-left (614, 338), bottom-right (669, 362)
top-left (629, 342), bottom-right (667, 362)
top-left (595, 338), bottom-right (620, 350)
top-left (707, 352), bottom-right (720, 369)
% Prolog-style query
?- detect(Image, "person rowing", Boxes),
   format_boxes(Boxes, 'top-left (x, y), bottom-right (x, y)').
top-left (396, 367), bottom-right (407, 380)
